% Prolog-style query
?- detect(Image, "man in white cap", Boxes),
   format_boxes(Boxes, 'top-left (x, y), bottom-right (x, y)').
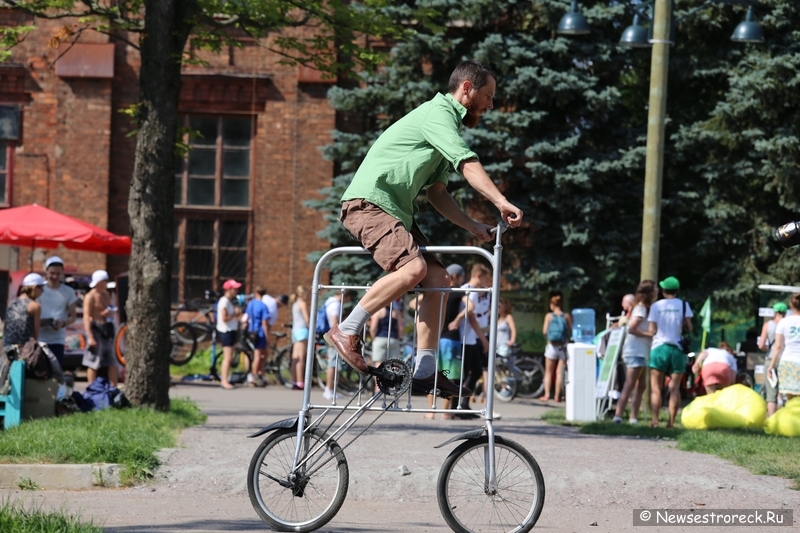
top-left (38, 256), bottom-right (78, 366)
top-left (82, 270), bottom-right (118, 385)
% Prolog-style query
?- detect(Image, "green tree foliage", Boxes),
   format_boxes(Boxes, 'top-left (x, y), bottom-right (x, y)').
top-left (0, 0), bottom-right (406, 409)
top-left (312, 0), bottom-right (800, 317)
top-left (668, 0), bottom-right (800, 308)
top-left (312, 0), bottom-right (650, 306)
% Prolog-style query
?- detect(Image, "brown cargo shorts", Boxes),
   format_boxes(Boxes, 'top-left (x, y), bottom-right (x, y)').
top-left (340, 199), bottom-right (442, 272)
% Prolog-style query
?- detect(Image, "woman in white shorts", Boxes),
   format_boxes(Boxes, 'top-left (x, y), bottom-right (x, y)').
top-left (613, 280), bottom-right (656, 424)
top-left (767, 293), bottom-right (800, 401)
top-left (540, 291), bottom-right (572, 402)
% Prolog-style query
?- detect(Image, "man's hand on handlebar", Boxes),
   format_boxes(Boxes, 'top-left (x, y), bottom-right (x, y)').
top-left (470, 222), bottom-right (495, 242)
top-left (498, 200), bottom-right (523, 228)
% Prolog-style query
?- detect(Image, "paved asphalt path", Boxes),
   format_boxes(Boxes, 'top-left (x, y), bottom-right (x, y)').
top-left (7, 380), bottom-right (798, 532)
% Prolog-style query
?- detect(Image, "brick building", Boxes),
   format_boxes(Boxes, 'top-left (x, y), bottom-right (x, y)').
top-left (0, 10), bottom-right (335, 314)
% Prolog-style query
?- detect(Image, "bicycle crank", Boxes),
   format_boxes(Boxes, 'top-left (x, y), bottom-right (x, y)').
top-left (370, 359), bottom-right (412, 399)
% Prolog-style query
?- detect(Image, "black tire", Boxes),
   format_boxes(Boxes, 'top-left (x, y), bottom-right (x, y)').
top-left (172, 307), bottom-right (213, 343)
top-left (231, 342), bottom-right (254, 373)
top-left (493, 362), bottom-right (518, 403)
top-left (275, 345), bottom-right (295, 389)
top-left (248, 428), bottom-right (349, 532)
top-left (437, 435), bottom-right (545, 533)
top-left (515, 357), bottom-right (545, 399)
top-left (169, 322), bottom-right (198, 366)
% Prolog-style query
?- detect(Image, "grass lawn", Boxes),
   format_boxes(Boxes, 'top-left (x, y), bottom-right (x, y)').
top-left (169, 346), bottom-right (251, 377)
top-left (0, 500), bottom-right (101, 533)
top-left (542, 408), bottom-right (800, 490)
top-left (0, 398), bottom-right (206, 485)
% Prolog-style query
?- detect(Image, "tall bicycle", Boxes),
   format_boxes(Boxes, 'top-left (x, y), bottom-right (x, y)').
top-left (246, 224), bottom-right (545, 533)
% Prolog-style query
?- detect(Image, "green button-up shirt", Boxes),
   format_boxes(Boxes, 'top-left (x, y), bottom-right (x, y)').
top-left (341, 92), bottom-right (479, 230)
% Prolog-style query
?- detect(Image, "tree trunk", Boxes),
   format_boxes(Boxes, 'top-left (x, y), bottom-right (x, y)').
top-left (125, 0), bottom-right (197, 410)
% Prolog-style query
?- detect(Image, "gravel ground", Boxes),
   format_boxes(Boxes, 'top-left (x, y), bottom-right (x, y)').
top-left (7, 381), bottom-right (798, 532)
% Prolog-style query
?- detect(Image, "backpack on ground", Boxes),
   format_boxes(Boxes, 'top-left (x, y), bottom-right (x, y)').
top-left (19, 339), bottom-right (53, 380)
top-left (315, 304), bottom-right (331, 335)
top-left (547, 314), bottom-right (569, 343)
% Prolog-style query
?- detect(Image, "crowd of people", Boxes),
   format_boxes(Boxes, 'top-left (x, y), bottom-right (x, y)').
top-left (2, 258), bottom-right (118, 387)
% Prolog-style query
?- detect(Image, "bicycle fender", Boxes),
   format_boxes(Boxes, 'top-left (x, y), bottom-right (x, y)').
top-left (433, 428), bottom-right (486, 449)
top-left (247, 416), bottom-right (298, 438)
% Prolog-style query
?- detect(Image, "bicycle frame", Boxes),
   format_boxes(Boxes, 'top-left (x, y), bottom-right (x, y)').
top-left (290, 224), bottom-right (508, 490)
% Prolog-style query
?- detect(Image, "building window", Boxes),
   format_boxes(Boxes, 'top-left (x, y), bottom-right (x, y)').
top-left (171, 215), bottom-right (249, 303)
top-left (0, 141), bottom-right (11, 206)
top-left (175, 115), bottom-right (252, 208)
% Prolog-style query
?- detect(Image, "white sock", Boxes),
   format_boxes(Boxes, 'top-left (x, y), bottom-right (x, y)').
top-left (413, 349), bottom-right (436, 379)
top-left (338, 304), bottom-right (371, 336)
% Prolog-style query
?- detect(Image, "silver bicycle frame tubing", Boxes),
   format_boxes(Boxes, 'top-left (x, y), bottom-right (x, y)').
top-left (296, 236), bottom-right (503, 481)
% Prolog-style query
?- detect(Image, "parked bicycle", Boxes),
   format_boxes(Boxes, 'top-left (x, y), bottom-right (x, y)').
top-left (114, 321), bottom-right (198, 367)
top-left (234, 327), bottom-right (294, 387)
top-left (172, 291), bottom-right (218, 343)
top-left (472, 346), bottom-right (546, 402)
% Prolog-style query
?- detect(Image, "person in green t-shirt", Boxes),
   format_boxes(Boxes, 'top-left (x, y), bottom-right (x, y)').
top-left (323, 60), bottom-right (523, 400)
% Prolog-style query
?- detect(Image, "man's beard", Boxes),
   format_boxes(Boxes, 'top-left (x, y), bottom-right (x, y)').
top-left (461, 93), bottom-right (482, 128)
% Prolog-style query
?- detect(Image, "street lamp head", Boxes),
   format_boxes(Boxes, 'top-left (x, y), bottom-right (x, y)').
top-left (557, 0), bottom-right (591, 36)
top-left (731, 7), bottom-right (764, 44)
top-left (619, 14), bottom-right (650, 48)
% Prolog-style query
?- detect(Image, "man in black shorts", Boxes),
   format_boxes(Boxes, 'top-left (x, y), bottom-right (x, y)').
top-left (323, 61), bottom-right (523, 398)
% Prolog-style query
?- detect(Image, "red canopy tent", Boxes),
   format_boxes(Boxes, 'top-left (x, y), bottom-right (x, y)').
top-left (0, 204), bottom-right (131, 256)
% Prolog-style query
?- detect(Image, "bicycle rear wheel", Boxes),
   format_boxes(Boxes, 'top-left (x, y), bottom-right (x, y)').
top-left (515, 357), bottom-right (545, 399)
top-left (274, 345), bottom-right (295, 388)
top-left (169, 322), bottom-right (198, 366)
top-left (493, 361), bottom-right (518, 403)
top-left (248, 428), bottom-right (349, 532)
top-left (437, 435), bottom-right (545, 533)
top-left (114, 323), bottom-right (128, 366)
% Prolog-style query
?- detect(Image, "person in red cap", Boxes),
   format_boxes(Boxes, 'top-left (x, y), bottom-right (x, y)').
top-left (218, 279), bottom-right (242, 389)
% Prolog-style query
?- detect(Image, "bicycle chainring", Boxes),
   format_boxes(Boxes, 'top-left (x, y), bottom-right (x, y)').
top-left (374, 359), bottom-right (412, 398)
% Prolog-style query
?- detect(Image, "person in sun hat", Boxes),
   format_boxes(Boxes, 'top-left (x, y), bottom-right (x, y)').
top-left (759, 302), bottom-right (787, 417)
top-left (3, 273), bottom-right (45, 348)
top-left (37, 256), bottom-right (78, 366)
top-left (82, 270), bottom-right (119, 385)
top-left (218, 279), bottom-right (242, 389)
top-left (647, 276), bottom-right (693, 428)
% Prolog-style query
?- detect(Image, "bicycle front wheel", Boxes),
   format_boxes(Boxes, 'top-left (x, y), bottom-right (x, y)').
top-left (169, 322), bottom-right (198, 366)
top-left (515, 357), bottom-right (545, 399)
top-left (437, 435), bottom-right (545, 533)
top-left (248, 428), bottom-right (349, 532)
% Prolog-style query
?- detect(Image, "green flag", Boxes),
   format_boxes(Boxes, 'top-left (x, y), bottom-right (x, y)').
top-left (699, 297), bottom-right (712, 332)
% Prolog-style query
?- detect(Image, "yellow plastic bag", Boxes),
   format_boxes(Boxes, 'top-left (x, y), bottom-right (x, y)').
top-left (681, 384), bottom-right (767, 430)
top-left (764, 397), bottom-right (800, 437)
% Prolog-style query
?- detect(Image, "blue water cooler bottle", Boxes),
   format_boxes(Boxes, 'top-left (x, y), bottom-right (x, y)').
top-left (571, 308), bottom-right (596, 344)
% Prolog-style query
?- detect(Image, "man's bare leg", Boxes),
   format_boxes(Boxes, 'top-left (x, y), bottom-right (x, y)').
top-left (87, 367), bottom-right (97, 385)
top-left (328, 257), bottom-right (428, 373)
top-left (356, 257), bottom-right (428, 316)
top-left (415, 261), bottom-right (448, 351)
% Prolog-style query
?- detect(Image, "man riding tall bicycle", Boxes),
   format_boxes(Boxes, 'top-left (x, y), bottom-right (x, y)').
top-left (322, 60), bottom-right (523, 399)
